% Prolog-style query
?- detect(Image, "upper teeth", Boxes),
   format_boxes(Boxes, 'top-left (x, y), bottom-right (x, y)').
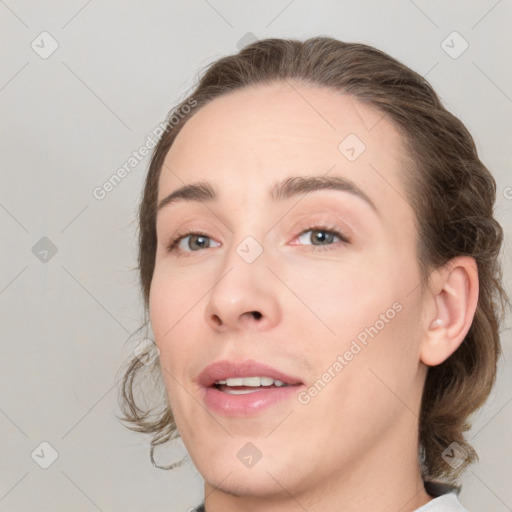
top-left (215, 377), bottom-right (287, 387)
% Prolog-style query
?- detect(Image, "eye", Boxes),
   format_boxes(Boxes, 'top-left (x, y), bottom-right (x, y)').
top-left (293, 225), bottom-right (350, 251)
top-left (165, 224), bottom-right (349, 256)
top-left (166, 231), bottom-right (221, 254)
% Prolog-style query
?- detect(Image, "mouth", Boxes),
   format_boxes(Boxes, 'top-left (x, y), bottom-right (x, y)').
top-left (198, 359), bottom-right (304, 417)
top-left (213, 376), bottom-right (292, 394)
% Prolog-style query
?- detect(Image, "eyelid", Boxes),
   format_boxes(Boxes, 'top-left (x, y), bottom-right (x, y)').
top-left (290, 222), bottom-right (351, 247)
top-left (291, 213), bottom-right (351, 238)
top-left (165, 229), bottom-right (220, 254)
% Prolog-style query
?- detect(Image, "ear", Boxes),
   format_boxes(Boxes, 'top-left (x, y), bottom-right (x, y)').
top-left (420, 256), bottom-right (479, 366)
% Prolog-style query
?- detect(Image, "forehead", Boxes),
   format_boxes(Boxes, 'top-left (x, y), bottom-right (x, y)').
top-left (159, 81), bottom-right (412, 217)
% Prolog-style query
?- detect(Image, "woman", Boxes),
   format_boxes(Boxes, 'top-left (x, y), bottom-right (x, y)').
top-left (119, 37), bottom-right (508, 511)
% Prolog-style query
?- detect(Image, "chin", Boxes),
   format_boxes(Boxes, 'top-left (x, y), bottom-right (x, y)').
top-left (203, 468), bottom-right (293, 498)
top-left (193, 445), bottom-right (301, 497)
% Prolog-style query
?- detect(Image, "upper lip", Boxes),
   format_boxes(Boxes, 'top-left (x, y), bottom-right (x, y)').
top-left (198, 359), bottom-right (303, 387)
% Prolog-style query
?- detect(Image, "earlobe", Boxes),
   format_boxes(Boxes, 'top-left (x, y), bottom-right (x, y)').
top-left (420, 257), bottom-right (479, 367)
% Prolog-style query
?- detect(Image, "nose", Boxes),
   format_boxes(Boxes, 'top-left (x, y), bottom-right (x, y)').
top-left (204, 245), bottom-right (281, 333)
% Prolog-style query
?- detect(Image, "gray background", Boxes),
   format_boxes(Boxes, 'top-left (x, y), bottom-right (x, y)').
top-left (1, 1), bottom-right (511, 511)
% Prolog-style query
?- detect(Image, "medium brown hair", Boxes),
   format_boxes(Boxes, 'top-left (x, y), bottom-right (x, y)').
top-left (118, 36), bottom-right (508, 482)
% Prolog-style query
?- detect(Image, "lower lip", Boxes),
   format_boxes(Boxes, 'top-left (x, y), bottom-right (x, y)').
top-left (203, 385), bottom-right (304, 417)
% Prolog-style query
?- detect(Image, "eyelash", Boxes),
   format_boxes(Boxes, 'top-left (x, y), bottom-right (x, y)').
top-left (165, 224), bottom-right (350, 255)
top-left (295, 222), bottom-right (350, 252)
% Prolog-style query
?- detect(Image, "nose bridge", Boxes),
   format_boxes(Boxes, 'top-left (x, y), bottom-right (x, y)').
top-left (204, 230), bottom-right (280, 331)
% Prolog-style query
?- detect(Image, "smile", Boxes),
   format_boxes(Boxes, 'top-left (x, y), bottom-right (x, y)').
top-left (199, 360), bottom-right (304, 416)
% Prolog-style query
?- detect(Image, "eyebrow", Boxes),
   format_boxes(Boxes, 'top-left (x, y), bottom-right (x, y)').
top-left (157, 175), bottom-right (378, 215)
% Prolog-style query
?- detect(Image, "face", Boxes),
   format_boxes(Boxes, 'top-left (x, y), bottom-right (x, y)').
top-left (150, 82), bottom-right (429, 500)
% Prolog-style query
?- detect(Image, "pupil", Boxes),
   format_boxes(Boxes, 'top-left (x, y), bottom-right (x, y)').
top-left (191, 235), bottom-right (208, 250)
top-left (313, 230), bottom-right (332, 245)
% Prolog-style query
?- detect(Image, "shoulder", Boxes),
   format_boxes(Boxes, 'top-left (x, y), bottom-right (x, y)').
top-left (416, 481), bottom-right (469, 512)
top-left (415, 493), bottom-right (468, 511)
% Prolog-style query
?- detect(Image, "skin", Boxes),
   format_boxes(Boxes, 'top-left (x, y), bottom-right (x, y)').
top-left (149, 81), bottom-right (478, 512)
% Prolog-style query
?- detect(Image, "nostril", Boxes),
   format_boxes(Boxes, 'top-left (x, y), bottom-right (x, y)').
top-left (251, 311), bottom-right (262, 320)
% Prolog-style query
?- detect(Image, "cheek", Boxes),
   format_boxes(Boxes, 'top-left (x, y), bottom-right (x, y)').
top-left (148, 271), bottom-right (199, 413)
top-left (148, 264), bottom-right (206, 341)
top-left (148, 267), bottom-right (201, 392)
top-left (285, 244), bottom-right (422, 378)
top-left (282, 254), bottom-right (396, 340)
top-left (148, 262), bottom-right (220, 386)
top-left (295, 294), bottom-right (423, 452)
